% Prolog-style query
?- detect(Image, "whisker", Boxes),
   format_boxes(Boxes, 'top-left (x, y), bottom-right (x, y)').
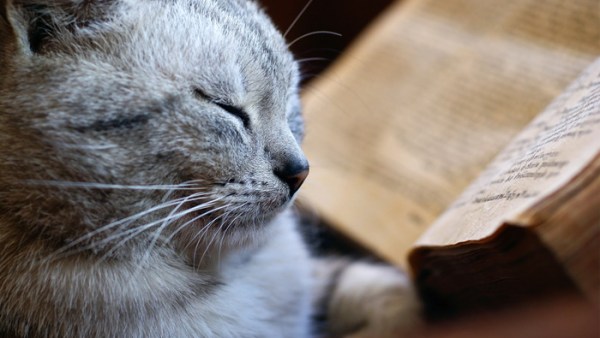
top-left (195, 203), bottom-right (248, 266)
top-left (186, 203), bottom-right (248, 267)
top-left (215, 203), bottom-right (248, 264)
top-left (287, 30), bottom-right (342, 48)
top-left (163, 202), bottom-right (236, 244)
top-left (284, 0), bottom-right (314, 38)
top-left (92, 197), bottom-right (225, 255)
top-left (57, 143), bottom-right (118, 150)
top-left (192, 218), bottom-right (225, 266)
top-left (23, 180), bottom-right (207, 191)
top-left (296, 57), bottom-right (330, 65)
top-left (46, 192), bottom-right (210, 260)
top-left (132, 193), bottom-right (199, 275)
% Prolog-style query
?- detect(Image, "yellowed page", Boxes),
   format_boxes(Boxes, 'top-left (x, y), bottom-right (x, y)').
top-left (415, 57), bottom-right (600, 246)
top-left (299, 0), bottom-right (600, 267)
top-left (409, 60), bottom-right (600, 303)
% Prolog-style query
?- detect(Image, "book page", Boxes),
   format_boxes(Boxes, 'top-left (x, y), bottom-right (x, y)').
top-left (414, 58), bottom-right (600, 247)
top-left (299, 0), bottom-right (600, 267)
top-left (409, 60), bottom-right (600, 304)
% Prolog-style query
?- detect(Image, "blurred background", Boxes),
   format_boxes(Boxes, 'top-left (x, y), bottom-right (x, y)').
top-left (261, 0), bottom-right (395, 84)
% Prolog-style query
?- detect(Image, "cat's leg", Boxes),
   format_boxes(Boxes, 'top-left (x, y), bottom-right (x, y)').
top-left (312, 258), bottom-right (423, 337)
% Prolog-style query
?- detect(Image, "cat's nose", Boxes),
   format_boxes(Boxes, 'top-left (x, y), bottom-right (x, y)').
top-left (274, 158), bottom-right (309, 196)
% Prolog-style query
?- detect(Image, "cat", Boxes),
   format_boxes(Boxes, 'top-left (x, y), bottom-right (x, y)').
top-left (0, 0), bottom-right (420, 337)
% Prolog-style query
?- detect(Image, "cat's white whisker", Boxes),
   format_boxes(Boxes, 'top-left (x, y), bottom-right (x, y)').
top-left (132, 193), bottom-right (199, 275)
top-left (56, 143), bottom-right (119, 150)
top-left (23, 180), bottom-right (206, 191)
top-left (133, 194), bottom-right (232, 268)
top-left (195, 203), bottom-right (248, 266)
top-left (296, 57), bottom-right (330, 64)
top-left (214, 218), bottom-right (229, 266)
top-left (46, 192), bottom-right (210, 261)
top-left (287, 31), bottom-right (342, 49)
top-left (92, 197), bottom-right (225, 256)
top-left (192, 217), bottom-right (225, 267)
top-left (215, 203), bottom-right (249, 263)
top-left (163, 201), bottom-right (239, 245)
top-left (283, 0), bottom-right (314, 38)
top-left (186, 202), bottom-right (248, 267)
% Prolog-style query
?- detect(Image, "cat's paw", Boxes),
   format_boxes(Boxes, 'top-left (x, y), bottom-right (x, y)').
top-left (325, 261), bottom-right (423, 337)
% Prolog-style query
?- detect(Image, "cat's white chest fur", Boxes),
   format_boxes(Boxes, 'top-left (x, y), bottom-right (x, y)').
top-left (187, 213), bottom-right (313, 338)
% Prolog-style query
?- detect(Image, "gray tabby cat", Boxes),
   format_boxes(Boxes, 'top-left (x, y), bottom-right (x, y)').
top-left (0, 0), bottom-right (420, 337)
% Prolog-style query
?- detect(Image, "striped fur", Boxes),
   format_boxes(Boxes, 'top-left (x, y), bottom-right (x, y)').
top-left (0, 1), bottom-right (420, 337)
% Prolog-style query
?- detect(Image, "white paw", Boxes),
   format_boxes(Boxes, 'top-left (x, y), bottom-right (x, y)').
top-left (327, 262), bottom-right (423, 337)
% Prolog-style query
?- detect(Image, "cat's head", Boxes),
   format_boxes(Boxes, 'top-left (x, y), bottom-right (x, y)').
top-left (0, 0), bottom-right (308, 260)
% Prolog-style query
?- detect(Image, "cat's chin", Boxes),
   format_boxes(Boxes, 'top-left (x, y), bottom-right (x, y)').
top-left (167, 201), bottom-right (290, 264)
top-left (170, 216), bottom-right (279, 268)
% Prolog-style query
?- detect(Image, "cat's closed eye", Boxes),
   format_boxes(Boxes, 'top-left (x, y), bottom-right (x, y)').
top-left (193, 88), bottom-right (250, 129)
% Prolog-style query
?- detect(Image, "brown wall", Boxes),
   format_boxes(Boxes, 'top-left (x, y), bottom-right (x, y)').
top-left (260, 0), bottom-right (395, 83)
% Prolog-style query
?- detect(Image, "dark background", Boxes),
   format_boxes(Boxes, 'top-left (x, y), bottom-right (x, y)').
top-left (260, 0), bottom-right (396, 83)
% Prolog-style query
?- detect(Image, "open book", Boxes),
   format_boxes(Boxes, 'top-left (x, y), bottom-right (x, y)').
top-left (298, 0), bottom-right (600, 312)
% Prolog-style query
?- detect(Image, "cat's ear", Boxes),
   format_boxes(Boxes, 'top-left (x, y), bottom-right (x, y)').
top-left (0, 0), bottom-right (115, 61)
